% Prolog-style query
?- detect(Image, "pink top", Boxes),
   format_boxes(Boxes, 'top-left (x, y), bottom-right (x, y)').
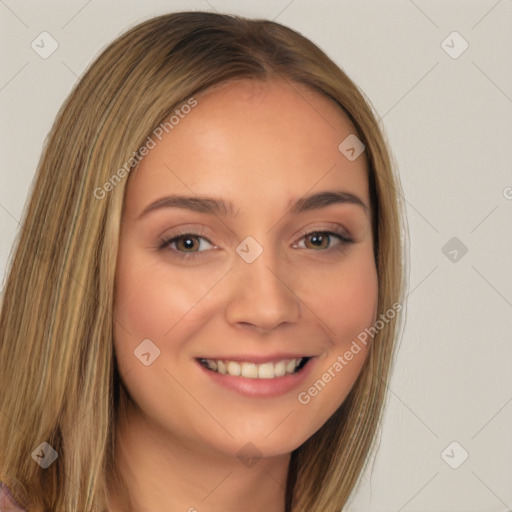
top-left (0, 482), bottom-right (27, 511)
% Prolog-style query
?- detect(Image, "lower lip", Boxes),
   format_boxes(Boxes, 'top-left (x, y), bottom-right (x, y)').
top-left (196, 358), bottom-right (316, 398)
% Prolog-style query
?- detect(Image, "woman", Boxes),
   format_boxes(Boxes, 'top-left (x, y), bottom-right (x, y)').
top-left (0, 11), bottom-right (405, 512)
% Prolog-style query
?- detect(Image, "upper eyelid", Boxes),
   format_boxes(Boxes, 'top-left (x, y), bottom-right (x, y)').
top-left (294, 224), bottom-right (351, 240)
top-left (163, 220), bottom-right (351, 239)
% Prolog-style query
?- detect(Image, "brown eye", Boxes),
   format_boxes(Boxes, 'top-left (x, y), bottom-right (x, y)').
top-left (305, 232), bottom-right (330, 249)
top-left (159, 233), bottom-right (215, 255)
top-left (303, 232), bottom-right (333, 250)
top-left (174, 235), bottom-right (201, 252)
top-left (292, 230), bottom-right (353, 252)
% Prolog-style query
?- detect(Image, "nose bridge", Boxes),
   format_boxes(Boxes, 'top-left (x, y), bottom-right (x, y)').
top-left (224, 238), bottom-right (301, 330)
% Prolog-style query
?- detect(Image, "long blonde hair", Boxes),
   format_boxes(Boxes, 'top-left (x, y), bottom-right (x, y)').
top-left (0, 12), bottom-right (405, 511)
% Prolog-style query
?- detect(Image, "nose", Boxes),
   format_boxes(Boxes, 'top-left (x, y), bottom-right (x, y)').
top-left (224, 248), bottom-right (301, 332)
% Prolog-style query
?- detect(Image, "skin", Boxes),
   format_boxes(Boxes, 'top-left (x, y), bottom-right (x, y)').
top-left (110, 78), bottom-right (378, 512)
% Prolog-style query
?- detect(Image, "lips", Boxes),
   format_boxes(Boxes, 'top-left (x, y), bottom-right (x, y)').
top-left (196, 354), bottom-right (316, 398)
top-left (198, 357), bottom-right (310, 379)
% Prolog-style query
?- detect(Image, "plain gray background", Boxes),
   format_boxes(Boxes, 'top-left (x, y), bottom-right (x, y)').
top-left (1, 1), bottom-right (511, 510)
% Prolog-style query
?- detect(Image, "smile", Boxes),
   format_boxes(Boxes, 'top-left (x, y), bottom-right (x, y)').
top-left (198, 357), bottom-right (311, 379)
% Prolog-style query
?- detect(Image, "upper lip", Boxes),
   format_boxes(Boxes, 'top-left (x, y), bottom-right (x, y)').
top-left (196, 353), bottom-right (312, 364)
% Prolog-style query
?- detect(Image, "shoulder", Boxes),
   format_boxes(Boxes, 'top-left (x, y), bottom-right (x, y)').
top-left (0, 481), bottom-right (27, 511)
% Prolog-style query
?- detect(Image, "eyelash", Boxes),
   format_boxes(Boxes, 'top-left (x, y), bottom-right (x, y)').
top-left (158, 228), bottom-right (353, 261)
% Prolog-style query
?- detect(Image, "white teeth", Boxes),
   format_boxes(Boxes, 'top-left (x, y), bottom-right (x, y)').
top-left (274, 361), bottom-right (286, 377)
top-left (202, 357), bottom-right (306, 378)
top-left (258, 362), bottom-right (275, 379)
top-left (241, 362), bottom-right (258, 378)
top-left (286, 359), bottom-right (297, 373)
top-left (226, 361), bottom-right (241, 376)
top-left (217, 360), bottom-right (227, 374)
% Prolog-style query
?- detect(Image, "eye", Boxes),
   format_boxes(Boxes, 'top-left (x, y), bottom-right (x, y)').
top-left (159, 233), bottom-right (215, 256)
top-left (293, 230), bottom-right (353, 251)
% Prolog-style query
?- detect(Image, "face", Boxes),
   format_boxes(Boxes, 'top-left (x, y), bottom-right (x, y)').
top-left (113, 78), bottom-right (378, 459)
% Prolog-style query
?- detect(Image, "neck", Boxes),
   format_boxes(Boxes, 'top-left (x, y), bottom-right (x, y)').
top-left (108, 400), bottom-right (290, 512)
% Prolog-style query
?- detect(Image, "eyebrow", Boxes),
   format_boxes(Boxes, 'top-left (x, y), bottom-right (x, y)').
top-left (137, 190), bottom-right (369, 220)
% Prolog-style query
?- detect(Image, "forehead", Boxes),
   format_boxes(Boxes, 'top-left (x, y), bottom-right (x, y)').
top-left (125, 78), bottom-right (369, 215)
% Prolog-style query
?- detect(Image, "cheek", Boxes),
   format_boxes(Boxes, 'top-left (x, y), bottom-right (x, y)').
top-left (301, 248), bottom-right (378, 344)
top-left (111, 252), bottom-right (227, 440)
top-left (290, 249), bottom-right (377, 437)
top-left (113, 251), bottom-right (222, 351)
